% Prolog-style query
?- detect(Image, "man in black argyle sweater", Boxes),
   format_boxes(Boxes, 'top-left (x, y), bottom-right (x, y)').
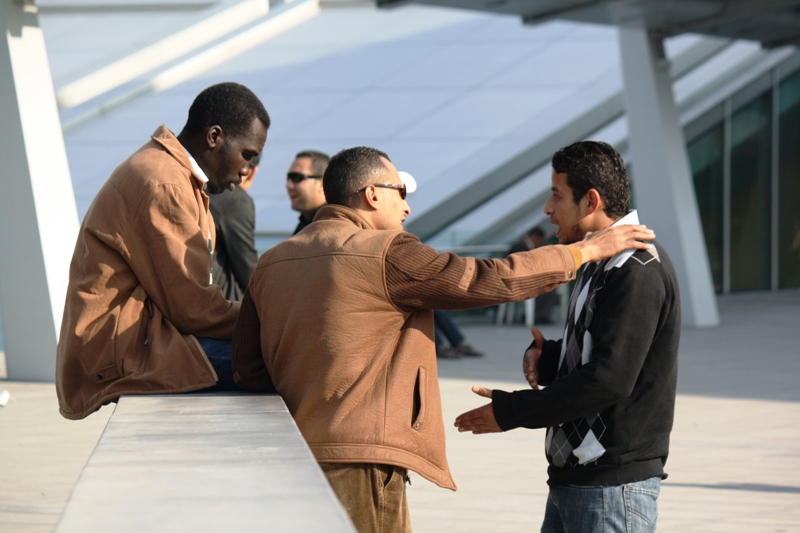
top-left (455, 141), bottom-right (680, 533)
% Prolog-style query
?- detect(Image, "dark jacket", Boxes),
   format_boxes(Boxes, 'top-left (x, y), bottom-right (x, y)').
top-left (493, 241), bottom-right (680, 486)
top-left (210, 185), bottom-right (258, 301)
top-left (292, 207), bottom-right (321, 235)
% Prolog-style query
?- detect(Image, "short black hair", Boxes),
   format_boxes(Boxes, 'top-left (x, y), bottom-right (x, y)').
top-left (295, 149), bottom-right (330, 177)
top-left (323, 147), bottom-right (390, 208)
top-left (181, 82), bottom-right (270, 139)
top-left (528, 227), bottom-right (545, 239)
top-left (551, 141), bottom-right (630, 219)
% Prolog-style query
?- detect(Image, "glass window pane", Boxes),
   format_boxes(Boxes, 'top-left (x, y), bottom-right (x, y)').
top-left (778, 70), bottom-right (800, 289)
top-left (688, 123), bottom-right (724, 293)
top-left (730, 93), bottom-right (772, 292)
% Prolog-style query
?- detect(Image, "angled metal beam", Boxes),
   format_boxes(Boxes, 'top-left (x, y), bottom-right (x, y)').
top-left (375, 0), bottom-right (412, 6)
top-left (56, 0), bottom-right (272, 110)
top-left (465, 188), bottom-right (552, 246)
top-left (405, 36), bottom-right (730, 243)
top-left (521, 0), bottom-right (613, 25)
top-left (405, 96), bottom-right (623, 242)
top-left (651, 0), bottom-right (800, 41)
top-left (61, 0), bottom-right (320, 132)
top-left (38, 2), bottom-right (215, 14)
top-left (376, 0), bottom-right (800, 48)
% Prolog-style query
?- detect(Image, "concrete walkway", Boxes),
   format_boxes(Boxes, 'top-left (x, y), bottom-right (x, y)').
top-left (408, 290), bottom-right (800, 533)
top-left (1, 290), bottom-right (799, 532)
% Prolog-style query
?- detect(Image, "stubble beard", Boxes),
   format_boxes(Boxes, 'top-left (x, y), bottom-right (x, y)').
top-left (558, 223), bottom-right (584, 245)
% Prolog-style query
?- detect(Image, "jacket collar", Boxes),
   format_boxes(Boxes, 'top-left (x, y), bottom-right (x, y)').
top-left (150, 125), bottom-right (207, 189)
top-left (301, 206), bottom-right (322, 225)
top-left (314, 205), bottom-right (376, 230)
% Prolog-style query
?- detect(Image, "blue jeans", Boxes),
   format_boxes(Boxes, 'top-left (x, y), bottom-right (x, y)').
top-left (542, 477), bottom-right (660, 533)
top-left (433, 310), bottom-right (464, 348)
top-left (196, 337), bottom-right (239, 392)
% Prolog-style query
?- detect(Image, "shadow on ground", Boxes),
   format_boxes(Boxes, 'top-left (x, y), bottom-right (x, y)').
top-left (443, 289), bottom-right (800, 403)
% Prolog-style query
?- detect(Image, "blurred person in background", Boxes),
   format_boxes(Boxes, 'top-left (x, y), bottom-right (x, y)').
top-left (506, 227), bottom-right (558, 324)
top-left (287, 149), bottom-right (330, 235)
top-left (210, 154), bottom-right (260, 301)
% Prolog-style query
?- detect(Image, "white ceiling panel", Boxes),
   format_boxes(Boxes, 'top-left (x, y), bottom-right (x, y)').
top-left (48, 1), bottom-right (774, 237)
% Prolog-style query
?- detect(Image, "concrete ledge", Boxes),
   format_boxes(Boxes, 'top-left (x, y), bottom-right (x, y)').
top-left (55, 393), bottom-right (355, 532)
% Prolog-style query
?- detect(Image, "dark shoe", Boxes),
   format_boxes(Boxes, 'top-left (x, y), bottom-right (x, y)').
top-left (457, 343), bottom-right (483, 357)
top-left (436, 346), bottom-right (461, 359)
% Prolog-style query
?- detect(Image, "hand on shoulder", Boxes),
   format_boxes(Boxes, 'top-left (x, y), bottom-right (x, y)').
top-left (571, 224), bottom-right (655, 264)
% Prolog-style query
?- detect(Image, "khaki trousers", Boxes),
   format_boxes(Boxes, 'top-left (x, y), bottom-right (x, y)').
top-left (320, 462), bottom-right (412, 533)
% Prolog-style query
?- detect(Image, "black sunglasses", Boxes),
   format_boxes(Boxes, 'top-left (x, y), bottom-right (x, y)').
top-left (287, 172), bottom-right (323, 183)
top-left (353, 183), bottom-right (407, 200)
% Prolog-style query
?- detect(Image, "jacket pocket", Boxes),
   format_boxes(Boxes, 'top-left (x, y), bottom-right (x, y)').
top-left (93, 363), bottom-right (120, 383)
top-left (116, 285), bottom-right (150, 375)
top-left (412, 367), bottom-right (427, 430)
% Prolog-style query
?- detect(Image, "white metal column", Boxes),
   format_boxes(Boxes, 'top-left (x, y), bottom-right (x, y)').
top-left (0, 0), bottom-right (79, 380)
top-left (619, 27), bottom-right (719, 327)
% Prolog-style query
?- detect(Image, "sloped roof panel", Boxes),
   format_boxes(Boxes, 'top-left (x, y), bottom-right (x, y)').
top-left (47, 1), bottom-right (786, 245)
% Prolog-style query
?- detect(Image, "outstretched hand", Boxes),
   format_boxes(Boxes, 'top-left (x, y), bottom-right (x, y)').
top-left (571, 224), bottom-right (654, 264)
top-left (454, 386), bottom-right (502, 434)
top-left (524, 327), bottom-right (545, 389)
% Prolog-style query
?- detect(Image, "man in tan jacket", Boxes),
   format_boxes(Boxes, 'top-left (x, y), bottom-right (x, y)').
top-left (56, 82), bottom-right (269, 420)
top-left (231, 146), bottom-right (655, 533)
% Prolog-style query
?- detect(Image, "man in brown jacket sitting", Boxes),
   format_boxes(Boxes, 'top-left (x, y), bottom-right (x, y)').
top-left (56, 82), bottom-right (269, 420)
top-left (231, 146), bottom-right (655, 533)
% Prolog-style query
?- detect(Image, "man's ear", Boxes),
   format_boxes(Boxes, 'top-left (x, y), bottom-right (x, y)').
top-left (584, 188), bottom-right (604, 215)
top-left (206, 125), bottom-right (223, 149)
top-left (362, 185), bottom-right (380, 210)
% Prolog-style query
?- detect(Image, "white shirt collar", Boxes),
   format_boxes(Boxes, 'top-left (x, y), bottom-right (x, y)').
top-left (612, 209), bottom-right (639, 227)
top-left (602, 210), bottom-right (641, 270)
top-left (183, 146), bottom-right (209, 184)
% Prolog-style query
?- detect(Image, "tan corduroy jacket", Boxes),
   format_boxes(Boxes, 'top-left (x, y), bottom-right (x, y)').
top-left (56, 126), bottom-right (240, 420)
top-left (239, 206), bottom-right (580, 490)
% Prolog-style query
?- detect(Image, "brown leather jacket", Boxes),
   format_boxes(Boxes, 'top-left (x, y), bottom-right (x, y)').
top-left (235, 206), bottom-right (579, 490)
top-left (56, 126), bottom-right (239, 420)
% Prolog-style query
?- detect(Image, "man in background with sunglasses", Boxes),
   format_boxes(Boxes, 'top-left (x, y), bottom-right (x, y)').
top-left (231, 146), bottom-right (655, 533)
top-left (286, 149), bottom-right (330, 234)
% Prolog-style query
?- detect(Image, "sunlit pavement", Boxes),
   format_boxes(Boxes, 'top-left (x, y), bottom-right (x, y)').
top-left (1, 290), bottom-right (798, 532)
top-left (410, 290), bottom-right (800, 533)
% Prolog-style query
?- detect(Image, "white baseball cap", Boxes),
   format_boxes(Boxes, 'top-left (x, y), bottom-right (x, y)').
top-left (398, 171), bottom-right (417, 194)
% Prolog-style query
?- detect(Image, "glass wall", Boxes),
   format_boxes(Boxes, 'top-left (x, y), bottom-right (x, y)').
top-left (729, 93), bottom-right (773, 291)
top-left (686, 60), bottom-right (800, 293)
top-left (688, 124), bottom-right (725, 293)
top-left (778, 71), bottom-right (800, 289)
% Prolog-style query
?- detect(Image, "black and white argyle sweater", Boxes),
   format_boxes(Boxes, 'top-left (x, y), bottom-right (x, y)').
top-left (492, 211), bottom-right (681, 486)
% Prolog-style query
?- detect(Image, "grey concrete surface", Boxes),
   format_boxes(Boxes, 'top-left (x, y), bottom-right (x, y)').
top-left (1, 290), bottom-right (798, 532)
top-left (0, 383), bottom-right (112, 533)
top-left (55, 394), bottom-right (354, 533)
top-left (407, 290), bottom-right (800, 533)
